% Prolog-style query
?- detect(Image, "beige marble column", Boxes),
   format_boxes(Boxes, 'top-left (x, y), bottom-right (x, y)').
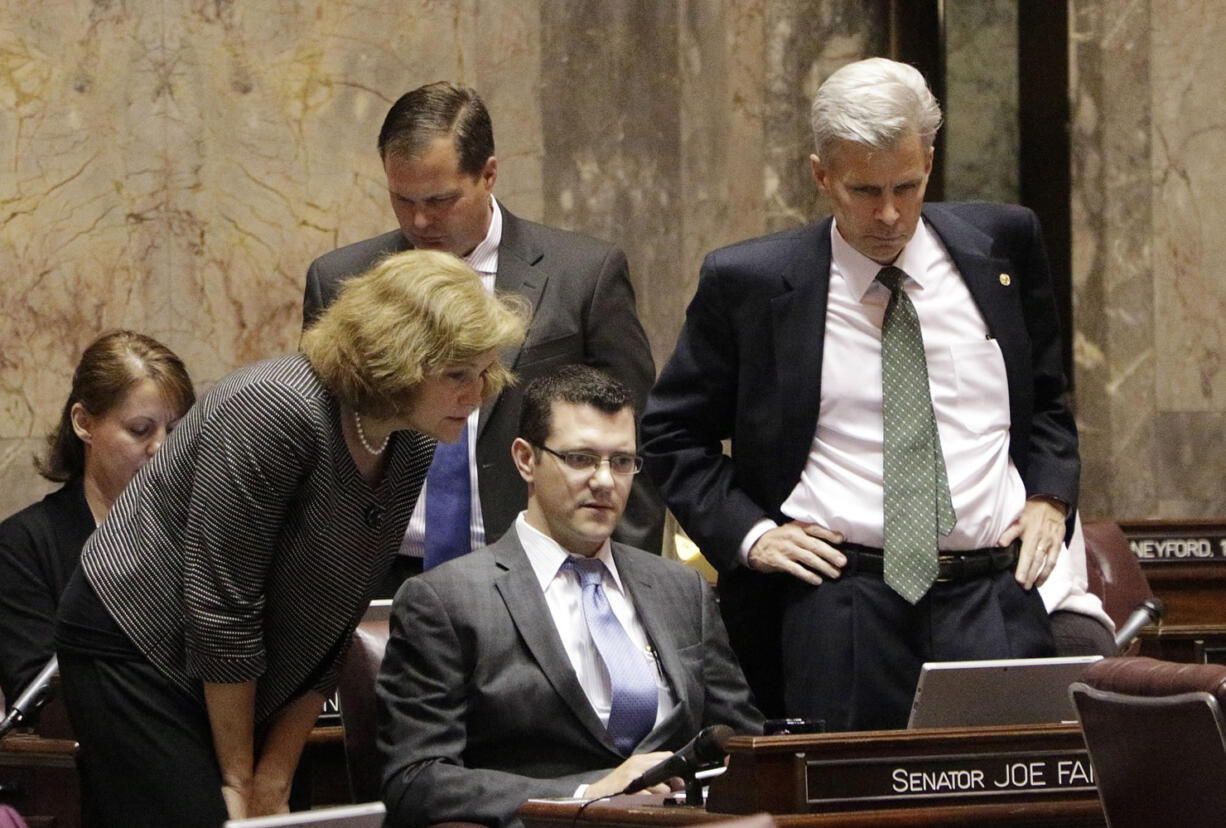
top-left (1071, 0), bottom-right (1226, 520)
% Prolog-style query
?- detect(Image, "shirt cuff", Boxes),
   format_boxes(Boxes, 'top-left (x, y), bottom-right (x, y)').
top-left (1027, 494), bottom-right (1070, 517)
top-left (738, 519), bottom-right (778, 566)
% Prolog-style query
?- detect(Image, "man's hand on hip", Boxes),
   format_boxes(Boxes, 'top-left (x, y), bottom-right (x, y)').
top-left (998, 498), bottom-right (1066, 590)
top-left (747, 521), bottom-right (846, 585)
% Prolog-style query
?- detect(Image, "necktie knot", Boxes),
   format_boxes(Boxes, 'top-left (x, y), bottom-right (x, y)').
top-left (876, 266), bottom-right (906, 294)
top-left (565, 555), bottom-right (605, 588)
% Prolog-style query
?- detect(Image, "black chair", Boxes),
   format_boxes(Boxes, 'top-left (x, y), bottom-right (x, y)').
top-left (336, 618), bottom-right (391, 803)
top-left (1070, 656), bottom-right (1226, 827)
top-left (1083, 521), bottom-right (1158, 653)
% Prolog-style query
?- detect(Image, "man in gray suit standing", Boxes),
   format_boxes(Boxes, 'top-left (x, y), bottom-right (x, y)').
top-left (304, 83), bottom-right (662, 591)
top-left (376, 366), bottom-right (762, 828)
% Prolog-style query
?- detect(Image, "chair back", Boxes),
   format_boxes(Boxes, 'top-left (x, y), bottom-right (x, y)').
top-left (1071, 657), bottom-right (1226, 827)
top-left (337, 617), bottom-right (391, 803)
top-left (1082, 522), bottom-right (1154, 635)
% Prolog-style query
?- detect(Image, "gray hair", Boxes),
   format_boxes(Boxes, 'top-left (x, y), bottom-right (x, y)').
top-left (809, 57), bottom-right (943, 160)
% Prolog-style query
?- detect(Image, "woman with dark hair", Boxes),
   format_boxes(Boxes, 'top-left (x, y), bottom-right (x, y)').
top-left (53, 250), bottom-right (527, 826)
top-left (0, 330), bottom-right (194, 704)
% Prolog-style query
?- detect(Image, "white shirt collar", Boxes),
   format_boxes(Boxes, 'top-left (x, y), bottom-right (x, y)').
top-left (514, 513), bottom-right (621, 593)
top-left (465, 196), bottom-right (502, 276)
top-left (830, 215), bottom-right (941, 300)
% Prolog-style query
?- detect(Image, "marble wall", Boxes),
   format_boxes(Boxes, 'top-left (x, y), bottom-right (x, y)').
top-left (943, 0), bottom-right (1019, 203)
top-left (3, 1), bottom-right (1223, 523)
top-left (1070, 0), bottom-right (1226, 520)
top-left (0, 0), bottom-right (890, 517)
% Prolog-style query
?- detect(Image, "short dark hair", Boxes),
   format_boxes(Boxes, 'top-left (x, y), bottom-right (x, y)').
top-left (377, 81), bottom-right (494, 177)
top-left (519, 365), bottom-right (635, 448)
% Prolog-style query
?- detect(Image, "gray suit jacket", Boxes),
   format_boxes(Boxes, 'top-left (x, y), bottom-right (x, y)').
top-left (304, 204), bottom-right (664, 552)
top-left (375, 530), bottom-right (763, 828)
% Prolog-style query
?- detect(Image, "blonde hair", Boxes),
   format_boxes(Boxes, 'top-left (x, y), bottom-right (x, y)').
top-left (301, 250), bottom-right (527, 419)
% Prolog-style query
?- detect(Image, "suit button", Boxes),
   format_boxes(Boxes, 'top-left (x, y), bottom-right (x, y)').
top-left (364, 504), bottom-right (383, 529)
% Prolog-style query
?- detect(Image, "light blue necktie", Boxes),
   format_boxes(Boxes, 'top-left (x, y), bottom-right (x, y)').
top-left (565, 556), bottom-right (658, 755)
top-left (423, 427), bottom-right (471, 570)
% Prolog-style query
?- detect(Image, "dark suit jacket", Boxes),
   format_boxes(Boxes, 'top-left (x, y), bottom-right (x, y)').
top-left (375, 530), bottom-right (763, 828)
top-left (303, 204), bottom-right (663, 552)
top-left (0, 478), bottom-right (94, 702)
top-left (640, 202), bottom-right (1080, 713)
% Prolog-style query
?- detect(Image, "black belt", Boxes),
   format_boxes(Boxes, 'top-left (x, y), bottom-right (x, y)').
top-left (838, 540), bottom-right (1020, 583)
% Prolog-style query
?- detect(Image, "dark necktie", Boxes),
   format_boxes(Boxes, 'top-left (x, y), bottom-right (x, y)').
top-left (565, 556), bottom-right (658, 755)
top-left (422, 427), bottom-right (471, 570)
top-left (877, 266), bottom-right (957, 603)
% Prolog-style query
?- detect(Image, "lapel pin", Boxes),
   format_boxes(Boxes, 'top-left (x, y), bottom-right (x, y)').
top-left (999, 273), bottom-right (1011, 286)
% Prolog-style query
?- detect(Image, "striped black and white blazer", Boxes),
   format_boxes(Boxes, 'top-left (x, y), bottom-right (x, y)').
top-left (81, 353), bottom-right (434, 722)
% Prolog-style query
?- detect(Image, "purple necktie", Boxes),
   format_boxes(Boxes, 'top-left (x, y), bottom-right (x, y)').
top-left (566, 556), bottom-right (658, 755)
top-left (423, 427), bottom-right (471, 570)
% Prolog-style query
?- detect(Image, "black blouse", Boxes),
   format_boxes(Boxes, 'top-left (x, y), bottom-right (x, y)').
top-left (0, 477), bottom-right (94, 701)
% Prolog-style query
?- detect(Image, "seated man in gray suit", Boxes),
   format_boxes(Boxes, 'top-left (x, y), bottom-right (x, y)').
top-left (304, 82), bottom-right (662, 591)
top-left (376, 366), bottom-right (763, 828)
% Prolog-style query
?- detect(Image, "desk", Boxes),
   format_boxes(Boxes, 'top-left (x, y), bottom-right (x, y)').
top-left (520, 794), bottom-right (1105, 827)
top-left (521, 727), bottom-right (1105, 828)
top-left (0, 732), bottom-right (80, 828)
top-left (0, 724), bottom-right (350, 827)
top-left (298, 726), bottom-right (351, 806)
top-left (1118, 520), bottom-right (1226, 662)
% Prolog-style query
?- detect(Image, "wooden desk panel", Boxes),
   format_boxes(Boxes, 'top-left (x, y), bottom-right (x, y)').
top-left (522, 726), bottom-right (1106, 828)
top-left (0, 732), bottom-right (81, 828)
top-left (708, 726), bottom-right (1097, 815)
top-left (520, 796), bottom-right (1105, 827)
top-left (1117, 520), bottom-right (1226, 662)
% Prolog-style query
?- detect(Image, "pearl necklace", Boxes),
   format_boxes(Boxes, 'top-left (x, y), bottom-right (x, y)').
top-left (353, 411), bottom-right (389, 455)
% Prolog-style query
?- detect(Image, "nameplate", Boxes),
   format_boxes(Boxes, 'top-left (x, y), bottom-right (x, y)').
top-left (1127, 526), bottom-right (1226, 563)
top-left (804, 749), bottom-right (1094, 808)
top-left (316, 690), bottom-right (342, 726)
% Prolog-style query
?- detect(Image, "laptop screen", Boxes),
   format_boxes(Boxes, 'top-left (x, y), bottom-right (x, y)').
top-left (907, 655), bottom-right (1101, 729)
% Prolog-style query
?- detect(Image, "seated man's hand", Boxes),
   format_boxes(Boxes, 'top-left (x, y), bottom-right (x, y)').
top-left (585, 751), bottom-right (678, 798)
top-left (747, 521), bottom-right (845, 585)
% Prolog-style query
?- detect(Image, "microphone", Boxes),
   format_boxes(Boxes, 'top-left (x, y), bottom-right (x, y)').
top-left (1113, 597), bottom-right (1165, 653)
top-left (620, 724), bottom-right (734, 794)
top-left (0, 655), bottom-right (59, 738)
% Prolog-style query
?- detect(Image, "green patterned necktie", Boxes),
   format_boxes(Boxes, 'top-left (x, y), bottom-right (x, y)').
top-left (877, 266), bottom-right (957, 604)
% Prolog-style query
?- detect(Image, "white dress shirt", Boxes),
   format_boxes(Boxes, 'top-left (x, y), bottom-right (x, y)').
top-left (515, 514), bottom-right (675, 730)
top-left (738, 217), bottom-right (1109, 625)
top-left (745, 217), bottom-right (1028, 555)
top-left (1039, 512), bottom-right (1114, 628)
top-left (399, 198), bottom-right (501, 558)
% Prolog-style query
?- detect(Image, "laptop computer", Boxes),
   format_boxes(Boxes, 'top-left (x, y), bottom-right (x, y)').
top-left (907, 655), bottom-right (1101, 729)
top-left (223, 802), bottom-right (385, 827)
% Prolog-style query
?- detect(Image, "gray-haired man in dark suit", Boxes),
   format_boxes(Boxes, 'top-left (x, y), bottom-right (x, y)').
top-left (642, 58), bottom-right (1080, 730)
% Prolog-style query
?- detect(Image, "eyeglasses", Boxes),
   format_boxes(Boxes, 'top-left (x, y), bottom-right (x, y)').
top-left (534, 444), bottom-right (644, 475)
